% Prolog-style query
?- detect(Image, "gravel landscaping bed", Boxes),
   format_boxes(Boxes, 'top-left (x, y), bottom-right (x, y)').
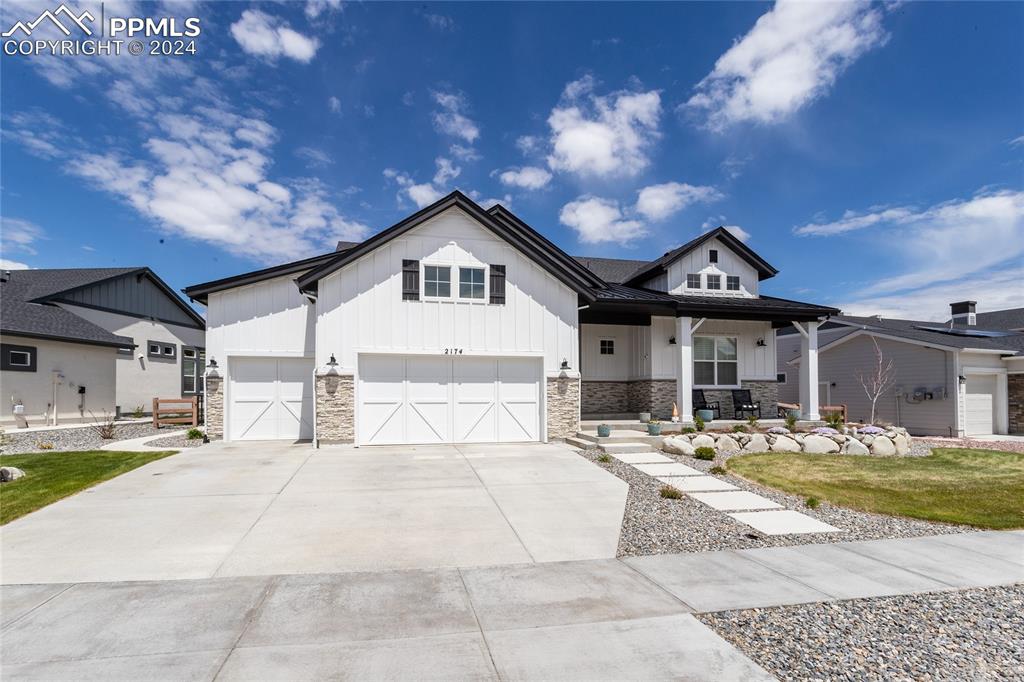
top-left (699, 584), bottom-right (1024, 681)
top-left (919, 437), bottom-right (1024, 454)
top-left (1, 423), bottom-right (185, 454)
top-left (578, 442), bottom-right (970, 557)
top-left (146, 433), bottom-right (204, 449)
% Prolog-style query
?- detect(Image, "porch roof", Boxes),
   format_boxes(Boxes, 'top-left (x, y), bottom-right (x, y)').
top-left (584, 283), bottom-right (839, 324)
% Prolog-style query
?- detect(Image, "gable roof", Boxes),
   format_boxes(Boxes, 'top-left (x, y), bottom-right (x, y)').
top-left (184, 250), bottom-right (342, 305)
top-left (295, 191), bottom-right (605, 297)
top-left (823, 315), bottom-right (1024, 355)
top-left (1, 270), bottom-right (135, 348)
top-left (969, 307), bottom-right (1024, 331)
top-left (572, 256), bottom-right (649, 284)
top-left (623, 227), bottom-right (778, 286)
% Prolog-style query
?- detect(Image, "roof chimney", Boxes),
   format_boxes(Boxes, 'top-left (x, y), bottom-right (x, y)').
top-left (950, 300), bottom-right (976, 327)
top-left (0, 270), bottom-right (10, 283)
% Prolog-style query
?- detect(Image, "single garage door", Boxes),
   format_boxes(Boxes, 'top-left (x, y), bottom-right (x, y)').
top-left (965, 374), bottom-right (996, 436)
top-left (357, 355), bottom-right (541, 445)
top-left (228, 357), bottom-right (314, 441)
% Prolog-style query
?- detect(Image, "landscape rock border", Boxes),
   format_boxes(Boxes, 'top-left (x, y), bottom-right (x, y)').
top-left (663, 427), bottom-right (912, 457)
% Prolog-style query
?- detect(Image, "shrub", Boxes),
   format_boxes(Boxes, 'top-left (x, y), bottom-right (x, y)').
top-left (597, 454), bottom-right (611, 463)
top-left (824, 411), bottom-right (845, 430)
top-left (746, 415), bottom-right (760, 429)
top-left (694, 447), bottom-right (715, 461)
top-left (805, 497), bottom-right (821, 509)
top-left (87, 411), bottom-right (117, 440)
top-left (132, 405), bottom-right (145, 419)
top-left (186, 428), bottom-right (204, 440)
top-left (785, 413), bottom-right (797, 431)
top-left (709, 465), bottom-right (727, 475)
top-left (648, 418), bottom-right (661, 425)
top-left (659, 486), bottom-right (682, 499)
top-left (35, 441), bottom-right (54, 450)
top-left (694, 415), bottom-right (705, 432)
top-left (731, 424), bottom-right (748, 433)
top-left (681, 426), bottom-right (696, 434)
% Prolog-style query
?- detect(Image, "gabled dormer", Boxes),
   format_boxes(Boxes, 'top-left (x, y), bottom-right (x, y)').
top-left (623, 227), bottom-right (777, 298)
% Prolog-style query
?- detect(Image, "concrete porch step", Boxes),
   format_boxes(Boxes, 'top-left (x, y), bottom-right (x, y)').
top-left (598, 442), bottom-right (658, 455)
top-left (575, 431), bottom-right (665, 446)
top-left (564, 436), bottom-right (593, 450)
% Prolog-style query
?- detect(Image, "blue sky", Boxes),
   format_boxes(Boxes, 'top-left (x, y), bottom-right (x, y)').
top-left (2, 0), bottom-right (1022, 320)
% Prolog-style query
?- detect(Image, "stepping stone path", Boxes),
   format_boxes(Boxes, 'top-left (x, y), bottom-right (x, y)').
top-left (633, 462), bottom-right (704, 477)
top-left (729, 510), bottom-right (841, 536)
top-left (657, 476), bottom-right (738, 492)
top-left (610, 452), bottom-right (674, 465)
top-left (689, 491), bottom-right (782, 511)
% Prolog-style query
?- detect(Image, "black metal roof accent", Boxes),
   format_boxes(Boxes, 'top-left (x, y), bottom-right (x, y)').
top-left (586, 283), bottom-right (839, 321)
top-left (295, 191), bottom-right (603, 298)
top-left (623, 227), bottom-right (778, 286)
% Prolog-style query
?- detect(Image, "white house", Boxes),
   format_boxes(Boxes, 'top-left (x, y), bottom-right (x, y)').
top-left (778, 303), bottom-right (1024, 437)
top-left (184, 192), bottom-right (838, 445)
top-left (1, 268), bottom-right (206, 426)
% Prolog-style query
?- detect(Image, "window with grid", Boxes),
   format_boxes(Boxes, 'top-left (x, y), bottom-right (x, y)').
top-left (694, 336), bottom-right (738, 386)
top-left (686, 273), bottom-right (701, 289)
top-left (459, 267), bottom-right (485, 299)
top-left (706, 274), bottom-right (721, 290)
top-left (726, 275), bottom-right (740, 291)
top-left (599, 339), bottom-right (615, 355)
top-left (424, 266), bottom-right (451, 297)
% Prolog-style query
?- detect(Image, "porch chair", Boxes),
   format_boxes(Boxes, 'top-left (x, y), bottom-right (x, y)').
top-left (692, 390), bottom-right (721, 420)
top-left (731, 389), bottom-right (761, 420)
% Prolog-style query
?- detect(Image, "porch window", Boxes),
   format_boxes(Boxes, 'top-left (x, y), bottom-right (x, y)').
top-left (726, 276), bottom-right (740, 291)
top-left (599, 339), bottom-right (615, 355)
top-left (694, 336), bottom-right (738, 387)
top-left (706, 274), bottom-right (721, 290)
top-left (424, 266), bottom-right (451, 297)
top-left (686, 274), bottom-right (701, 289)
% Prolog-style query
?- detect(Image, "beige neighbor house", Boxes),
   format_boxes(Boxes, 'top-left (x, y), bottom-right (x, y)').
top-left (0, 268), bottom-right (206, 427)
top-left (184, 191), bottom-right (838, 446)
top-left (777, 303), bottom-right (1024, 437)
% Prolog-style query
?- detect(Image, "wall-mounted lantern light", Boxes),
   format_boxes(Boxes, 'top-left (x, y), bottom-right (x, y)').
top-left (327, 354), bottom-right (338, 368)
top-left (560, 358), bottom-right (570, 370)
top-left (668, 336), bottom-right (677, 345)
top-left (208, 357), bottom-right (218, 369)
top-left (756, 338), bottom-right (767, 347)
top-left (958, 375), bottom-right (967, 385)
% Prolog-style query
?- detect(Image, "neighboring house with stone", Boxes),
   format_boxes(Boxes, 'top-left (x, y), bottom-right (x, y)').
top-left (0, 267), bottom-right (205, 426)
top-left (778, 302), bottom-right (1024, 437)
top-left (184, 191), bottom-right (837, 445)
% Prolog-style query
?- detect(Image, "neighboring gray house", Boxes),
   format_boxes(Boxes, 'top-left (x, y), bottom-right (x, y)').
top-left (778, 302), bottom-right (1024, 436)
top-left (0, 268), bottom-right (205, 426)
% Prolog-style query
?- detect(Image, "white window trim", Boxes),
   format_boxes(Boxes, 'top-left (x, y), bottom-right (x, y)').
top-left (457, 266), bottom-right (487, 301)
top-left (422, 264), bottom-right (453, 299)
top-left (599, 338), bottom-right (616, 355)
top-left (693, 335), bottom-right (740, 389)
top-left (8, 350), bottom-right (31, 367)
top-left (421, 262), bottom-right (489, 303)
top-left (686, 273), bottom-right (702, 289)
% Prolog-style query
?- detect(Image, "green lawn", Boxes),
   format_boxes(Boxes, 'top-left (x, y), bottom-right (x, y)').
top-left (727, 448), bottom-right (1024, 529)
top-left (0, 450), bottom-right (177, 525)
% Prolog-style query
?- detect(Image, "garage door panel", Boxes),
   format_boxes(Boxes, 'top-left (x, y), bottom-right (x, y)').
top-left (965, 375), bottom-right (996, 436)
top-left (229, 358), bottom-right (314, 441)
top-left (499, 401), bottom-right (538, 442)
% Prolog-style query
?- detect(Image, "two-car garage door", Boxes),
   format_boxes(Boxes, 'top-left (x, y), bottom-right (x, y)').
top-left (357, 355), bottom-right (541, 445)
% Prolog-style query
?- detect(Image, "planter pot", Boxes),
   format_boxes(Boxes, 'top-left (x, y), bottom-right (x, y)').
top-left (597, 424), bottom-right (611, 438)
top-left (696, 409), bottom-right (715, 423)
top-left (647, 424), bottom-right (662, 436)
top-left (638, 412), bottom-right (652, 423)
top-left (786, 408), bottom-right (801, 420)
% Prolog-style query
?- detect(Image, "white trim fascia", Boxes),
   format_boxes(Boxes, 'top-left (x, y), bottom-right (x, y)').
top-left (224, 351), bottom-right (314, 358)
top-left (962, 366), bottom-right (1008, 375)
top-left (353, 348), bottom-right (546, 358)
top-left (961, 348), bottom-right (1014, 355)
top-left (789, 328), bottom-right (959, 365)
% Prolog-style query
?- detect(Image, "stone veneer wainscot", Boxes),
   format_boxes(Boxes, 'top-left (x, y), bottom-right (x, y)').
top-left (1009, 374), bottom-right (1024, 434)
top-left (316, 372), bottom-right (355, 444)
top-left (547, 375), bottom-right (580, 440)
top-left (204, 373), bottom-right (224, 440)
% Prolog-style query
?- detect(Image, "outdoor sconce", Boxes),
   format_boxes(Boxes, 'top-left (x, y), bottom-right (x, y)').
top-left (668, 336), bottom-right (677, 345)
top-left (756, 338), bottom-right (767, 347)
top-left (560, 358), bottom-right (570, 370)
top-left (958, 375), bottom-right (967, 385)
top-left (208, 357), bottom-right (218, 369)
top-left (327, 354), bottom-right (338, 367)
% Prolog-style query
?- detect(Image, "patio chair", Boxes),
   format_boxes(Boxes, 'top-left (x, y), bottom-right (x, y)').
top-left (731, 389), bottom-right (761, 420)
top-left (692, 390), bottom-right (721, 420)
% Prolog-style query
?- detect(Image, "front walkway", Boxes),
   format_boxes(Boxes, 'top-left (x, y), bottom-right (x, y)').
top-left (1, 531), bottom-right (1019, 680)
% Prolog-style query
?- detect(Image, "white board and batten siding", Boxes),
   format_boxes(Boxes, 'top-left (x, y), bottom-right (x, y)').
top-left (642, 237), bottom-right (760, 297)
top-left (206, 275), bottom-right (315, 360)
top-left (315, 207), bottom-right (579, 375)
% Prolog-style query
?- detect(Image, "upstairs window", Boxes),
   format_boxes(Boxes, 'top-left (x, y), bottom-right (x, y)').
top-left (599, 339), bottom-right (615, 355)
top-left (459, 267), bottom-right (485, 299)
top-left (726, 275), bottom-right (741, 291)
top-left (709, 249), bottom-right (718, 263)
top-left (686, 273), bottom-right (701, 289)
top-left (706, 274), bottom-right (721, 290)
top-left (424, 266), bottom-right (451, 298)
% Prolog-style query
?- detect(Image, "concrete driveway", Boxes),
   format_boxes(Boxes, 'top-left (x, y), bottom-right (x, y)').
top-left (0, 442), bottom-right (628, 584)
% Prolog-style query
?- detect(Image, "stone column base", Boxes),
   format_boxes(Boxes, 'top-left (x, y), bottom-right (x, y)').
top-left (204, 374), bottom-right (223, 441)
top-left (315, 373), bottom-right (355, 444)
top-left (547, 375), bottom-right (580, 440)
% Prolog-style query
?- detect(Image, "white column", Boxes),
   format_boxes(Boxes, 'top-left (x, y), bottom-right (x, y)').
top-left (676, 316), bottom-right (693, 423)
top-left (798, 320), bottom-right (820, 420)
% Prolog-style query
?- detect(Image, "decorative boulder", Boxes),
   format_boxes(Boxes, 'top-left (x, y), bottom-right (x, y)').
top-left (870, 436), bottom-right (897, 456)
top-left (0, 467), bottom-right (25, 482)
top-left (691, 434), bottom-right (716, 450)
top-left (743, 434), bottom-right (770, 452)
top-left (843, 439), bottom-right (870, 455)
top-left (771, 435), bottom-right (801, 452)
top-left (802, 435), bottom-right (841, 453)
top-left (893, 434), bottom-right (910, 456)
top-left (662, 437), bottom-right (695, 456)
top-left (716, 434), bottom-right (741, 453)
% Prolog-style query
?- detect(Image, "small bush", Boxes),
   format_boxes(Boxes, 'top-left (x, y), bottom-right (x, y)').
top-left (186, 428), bottom-right (204, 440)
top-left (694, 446), bottom-right (715, 461)
top-left (805, 497), bottom-right (821, 509)
top-left (824, 411), bottom-right (845, 430)
top-left (709, 465), bottom-right (727, 475)
top-left (785, 413), bottom-right (797, 431)
top-left (35, 441), bottom-right (54, 450)
top-left (681, 426), bottom-right (696, 434)
top-left (746, 415), bottom-right (759, 429)
top-left (731, 424), bottom-right (748, 433)
top-left (694, 415), bottom-right (705, 431)
top-left (132, 405), bottom-right (145, 419)
top-left (597, 454), bottom-right (611, 463)
top-left (87, 411), bottom-right (117, 440)
top-left (659, 486), bottom-right (682, 499)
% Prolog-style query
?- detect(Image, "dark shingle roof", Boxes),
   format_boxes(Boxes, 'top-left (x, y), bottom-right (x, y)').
top-left (970, 307), bottom-right (1024, 331)
top-left (1, 270), bottom-right (135, 348)
top-left (831, 315), bottom-right (1024, 355)
top-left (572, 257), bottom-right (649, 284)
top-left (335, 241), bottom-right (360, 252)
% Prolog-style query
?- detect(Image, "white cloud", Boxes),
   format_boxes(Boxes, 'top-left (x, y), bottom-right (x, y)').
top-left (384, 157), bottom-right (460, 209)
top-left (1011, 135), bottom-right (1024, 148)
top-left (547, 75), bottom-right (661, 177)
top-left (295, 146), bottom-right (333, 168)
top-left (431, 89), bottom-right (480, 143)
top-left (496, 166), bottom-right (552, 190)
top-left (516, 135), bottom-right (542, 155)
top-left (433, 157), bottom-right (461, 185)
top-left (328, 96), bottom-right (341, 114)
top-left (1, 217), bottom-right (45, 256)
top-left (305, 0), bottom-right (342, 20)
top-left (635, 182), bottom-right (722, 221)
top-left (424, 13), bottom-right (454, 31)
top-left (449, 144), bottom-right (481, 162)
top-left (0, 259), bottom-right (31, 270)
top-left (687, 0), bottom-right (888, 130)
top-left (559, 196), bottom-right (646, 245)
top-left (701, 216), bottom-right (751, 242)
top-left (230, 9), bottom-right (320, 63)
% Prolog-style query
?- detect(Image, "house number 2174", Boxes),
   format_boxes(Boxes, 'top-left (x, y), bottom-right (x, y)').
top-left (443, 348), bottom-right (464, 354)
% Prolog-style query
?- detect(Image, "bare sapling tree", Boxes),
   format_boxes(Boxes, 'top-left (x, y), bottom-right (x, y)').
top-left (857, 337), bottom-right (896, 424)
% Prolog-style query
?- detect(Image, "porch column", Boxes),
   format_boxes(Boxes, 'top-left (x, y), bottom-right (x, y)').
top-left (676, 315), bottom-right (694, 423)
top-left (797, 320), bottom-right (820, 420)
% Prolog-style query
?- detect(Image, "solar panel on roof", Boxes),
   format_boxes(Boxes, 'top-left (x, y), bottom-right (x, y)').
top-left (912, 325), bottom-right (1018, 338)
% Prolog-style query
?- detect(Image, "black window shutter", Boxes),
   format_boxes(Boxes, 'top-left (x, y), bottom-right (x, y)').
top-left (489, 264), bottom-right (506, 304)
top-left (402, 260), bottom-right (420, 301)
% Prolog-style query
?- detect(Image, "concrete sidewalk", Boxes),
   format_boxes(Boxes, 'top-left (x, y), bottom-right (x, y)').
top-left (2, 531), bottom-right (1020, 681)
